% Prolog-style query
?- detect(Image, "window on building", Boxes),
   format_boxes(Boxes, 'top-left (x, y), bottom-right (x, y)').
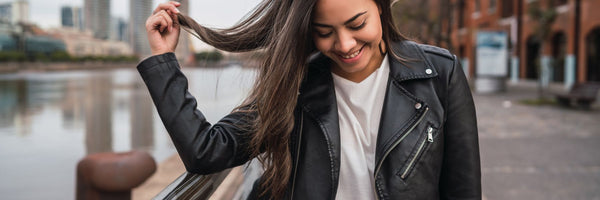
top-left (501, 0), bottom-right (514, 18)
top-left (490, 0), bottom-right (497, 13)
top-left (458, 0), bottom-right (466, 28)
top-left (554, 0), bottom-right (568, 6)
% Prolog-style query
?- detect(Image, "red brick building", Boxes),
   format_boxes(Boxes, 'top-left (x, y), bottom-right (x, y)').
top-left (441, 0), bottom-right (600, 86)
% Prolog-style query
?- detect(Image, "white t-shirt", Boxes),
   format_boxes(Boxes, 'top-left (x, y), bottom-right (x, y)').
top-left (332, 55), bottom-right (389, 200)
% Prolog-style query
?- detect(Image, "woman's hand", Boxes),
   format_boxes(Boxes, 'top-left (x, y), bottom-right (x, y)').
top-left (146, 1), bottom-right (181, 56)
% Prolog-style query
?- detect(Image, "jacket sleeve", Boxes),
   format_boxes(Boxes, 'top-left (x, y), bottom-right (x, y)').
top-left (136, 53), bottom-right (255, 174)
top-left (439, 55), bottom-right (482, 199)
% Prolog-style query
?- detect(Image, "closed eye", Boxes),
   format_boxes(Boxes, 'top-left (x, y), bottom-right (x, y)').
top-left (349, 20), bottom-right (366, 30)
top-left (314, 30), bottom-right (333, 38)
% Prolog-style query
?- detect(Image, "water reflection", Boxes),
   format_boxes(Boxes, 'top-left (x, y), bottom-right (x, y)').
top-left (0, 80), bottom-right (23, 129)
top-left (85, 74), bottom-right (113, 154)
top-left (0, 65), bottom-right (255, 199)
top-left (130, 80), bottom-right (154, 150)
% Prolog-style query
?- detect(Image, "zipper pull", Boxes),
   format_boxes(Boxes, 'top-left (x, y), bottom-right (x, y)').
top-left (427, 127), bottom-right (434, 142)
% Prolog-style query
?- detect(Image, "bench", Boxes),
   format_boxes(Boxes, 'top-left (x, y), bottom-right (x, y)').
top-left (555, 82), bottom-right (600, 109)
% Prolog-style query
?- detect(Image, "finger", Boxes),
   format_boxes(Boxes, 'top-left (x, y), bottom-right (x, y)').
top-left (169, 1), bottom-right (181, 7)
top-left (152, 14), bottom-right (169, 33)
top-left (159, 15), bottom-right (169, 33)
top-left (153, 2), bottom-right (180, 15)
top-left (157, 10), bottom-right (174, 32)
top-left (146, 14), bottom-right (163, 32)
top-left (172, 13), bottom-right (179, 27)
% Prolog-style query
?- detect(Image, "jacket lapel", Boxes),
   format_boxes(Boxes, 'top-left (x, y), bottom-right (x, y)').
top-left (374, 40), bottom-right (438, 167)
top-left (297, 40), bottom-right (439, 187)
top-left (298, 54), bottom-right (341, 192)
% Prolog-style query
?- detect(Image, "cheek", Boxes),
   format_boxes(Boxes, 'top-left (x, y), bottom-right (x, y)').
top-left (313, 36), bottom-right (333, 53)
top-left (358, 21), bottom-right (383, 43)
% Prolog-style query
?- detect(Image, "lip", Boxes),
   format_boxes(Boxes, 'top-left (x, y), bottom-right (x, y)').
top-left (336, 45), bottom-right (366, 64)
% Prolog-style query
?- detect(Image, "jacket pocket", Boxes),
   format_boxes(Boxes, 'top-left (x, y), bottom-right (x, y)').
top-left (397, 123), bottom-right (438, 180)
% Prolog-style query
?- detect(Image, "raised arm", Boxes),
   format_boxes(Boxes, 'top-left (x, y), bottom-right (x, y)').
top-left (141, 2), bottom-right (255, 174)
top-left (137, 53), bottom-right (255, 174)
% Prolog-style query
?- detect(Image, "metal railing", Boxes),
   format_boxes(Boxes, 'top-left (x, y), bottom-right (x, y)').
top-left (153, 160), bottom-right (263, 200)
top-left (153, 169), bottom-right (232, 200)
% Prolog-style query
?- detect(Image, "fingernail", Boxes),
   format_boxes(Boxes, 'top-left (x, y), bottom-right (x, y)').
top-left (175, 8), bottom-right (180, 13)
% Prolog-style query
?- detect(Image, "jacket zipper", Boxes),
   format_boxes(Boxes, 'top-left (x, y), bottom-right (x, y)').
top-left (373, 107), bottom-right (429, 200)
top-left (400, 126), bottom-right (434, 179)
top-left (290, 112), bottom-right (303, 200)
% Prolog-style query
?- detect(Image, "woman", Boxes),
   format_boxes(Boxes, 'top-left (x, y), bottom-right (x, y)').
top-left (139, 0), bottom-right (481, 199)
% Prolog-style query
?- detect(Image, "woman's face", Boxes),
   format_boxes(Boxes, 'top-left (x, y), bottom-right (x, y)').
top-left (312, 0), bottom-right (384, 82)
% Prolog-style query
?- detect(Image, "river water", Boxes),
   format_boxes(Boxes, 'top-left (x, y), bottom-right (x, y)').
top-left (0, 65), bottom-right (256, 199)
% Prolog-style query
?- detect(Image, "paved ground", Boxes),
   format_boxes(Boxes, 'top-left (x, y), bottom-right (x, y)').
top-left (135, 81), bottom-right (600, 200)
top-left (476, 82), bottom-right (600, 200)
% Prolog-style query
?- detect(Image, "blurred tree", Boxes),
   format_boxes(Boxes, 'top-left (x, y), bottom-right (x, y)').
top-left (528, 0), bottom-right (558, 100)
top-left (49, 51), bottom-right (71, 62)
top-left (392, 0), bottom-right (453, 50)
top-left (194, 50), bottom-right (224, 62)
top-left (0, 51), bottom-right (26, 62)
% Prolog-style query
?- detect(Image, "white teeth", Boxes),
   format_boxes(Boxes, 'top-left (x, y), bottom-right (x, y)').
top-left (342, 49), bottom-right (360, 59)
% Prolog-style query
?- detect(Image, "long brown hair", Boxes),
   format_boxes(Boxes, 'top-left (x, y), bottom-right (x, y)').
top-left (176, 0), bottom-right (405, 198)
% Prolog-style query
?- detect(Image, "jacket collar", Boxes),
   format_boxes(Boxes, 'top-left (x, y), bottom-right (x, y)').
top-left (297, 40), bottom-right (437, 186)
top-left (299, 40), bottom-right (438, 106)
top-left (387, 40), bottom-right (438, 82)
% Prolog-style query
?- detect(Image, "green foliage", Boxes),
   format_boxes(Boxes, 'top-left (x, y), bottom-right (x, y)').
top-left (391, 0), bottom-right (449, 46)
top-left (0, 51), bottom-right (26, 62)
top-left (527, 1), bottom-right (558, 41)
top-left (527, 1), bottom-right (559, 100)
top-left (0, 50), bottom-right (138, 62)
top-left (519, 98), bottom-right (557, 106)
top-left (194, 50), bottom-right (223, 62)
top-left (49, 51), bottom-right (72, 61)
top-left (32, 52), bottom-right (50, 62)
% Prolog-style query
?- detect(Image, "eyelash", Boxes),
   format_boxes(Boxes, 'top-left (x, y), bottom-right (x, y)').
top-left (315, 20), bottom-right (367, 38)
top-left (350, 20), bottom-right (367, 30)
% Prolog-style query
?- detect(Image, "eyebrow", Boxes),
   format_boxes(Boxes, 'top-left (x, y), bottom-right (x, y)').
top-left (313, 11), bottom-right (367, 28)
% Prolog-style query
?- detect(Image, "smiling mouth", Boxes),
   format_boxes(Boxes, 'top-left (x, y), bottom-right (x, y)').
top-left (339, 45), bottom-right (365, 59)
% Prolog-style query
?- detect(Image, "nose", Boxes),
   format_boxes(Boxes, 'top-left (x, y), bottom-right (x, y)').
top-left (334, 31), bottom-right (356, 54)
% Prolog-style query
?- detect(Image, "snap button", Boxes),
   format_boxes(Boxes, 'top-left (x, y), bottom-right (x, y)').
top-left (425, 69), bottom-right (432, 74)
top-left (415, 103), bottom-right (422, 109)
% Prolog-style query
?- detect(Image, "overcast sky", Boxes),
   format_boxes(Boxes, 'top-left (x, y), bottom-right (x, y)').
top-left (0, 0), bottom-right (262, 29)
top-left (0, 0), bottom-right (262, 50)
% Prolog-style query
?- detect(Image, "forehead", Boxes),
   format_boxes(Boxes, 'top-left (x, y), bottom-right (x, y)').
top-left (313, 0), bottom-right (375, 22)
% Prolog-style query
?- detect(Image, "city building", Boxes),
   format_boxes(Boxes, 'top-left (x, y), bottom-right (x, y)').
top-left (439, 0), bottom-right (600, 87)
top-left (0, 3), bottom-right (11, 23)
top-left (47, 27), bottom-right (133, 57)
top-left (174, 0), bottom-right (192, 64)
top-left (0, 0), bottom-right (29, 24)
top-left (61, 6), bottom-right (83, 31)
top-left (110, 17), bottom-right (128, 42)
top-left (1, 22), bottom-right (66, 54)
top-left (129, 0), bottom-right (152, 57)
top-left (61, 6), bottom-right (73, 27)
top-left (84, 0), bottom-right (110, 39)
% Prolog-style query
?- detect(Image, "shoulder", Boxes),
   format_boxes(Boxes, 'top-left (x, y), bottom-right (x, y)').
top-left (418, 43), bottom-right (454, 61)
top-left (415, 43), bottom-right (458, 78)
top-left (389, 40), bottom-right (456, 66)
top-left (388, 40), bottom-right (459, 81)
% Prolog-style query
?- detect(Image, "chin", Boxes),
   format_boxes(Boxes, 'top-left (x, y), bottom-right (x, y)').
top-left (334, 50), bottom-right (372, 73)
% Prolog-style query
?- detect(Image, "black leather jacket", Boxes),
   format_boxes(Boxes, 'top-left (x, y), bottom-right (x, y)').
top-left (137, 40), bottom-right (481, 200)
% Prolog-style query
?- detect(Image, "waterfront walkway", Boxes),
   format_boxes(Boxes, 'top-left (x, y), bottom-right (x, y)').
top-left (134, 81), bottom-right (600, 200)
top-left (476, 82), bottom-right (600, 200)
